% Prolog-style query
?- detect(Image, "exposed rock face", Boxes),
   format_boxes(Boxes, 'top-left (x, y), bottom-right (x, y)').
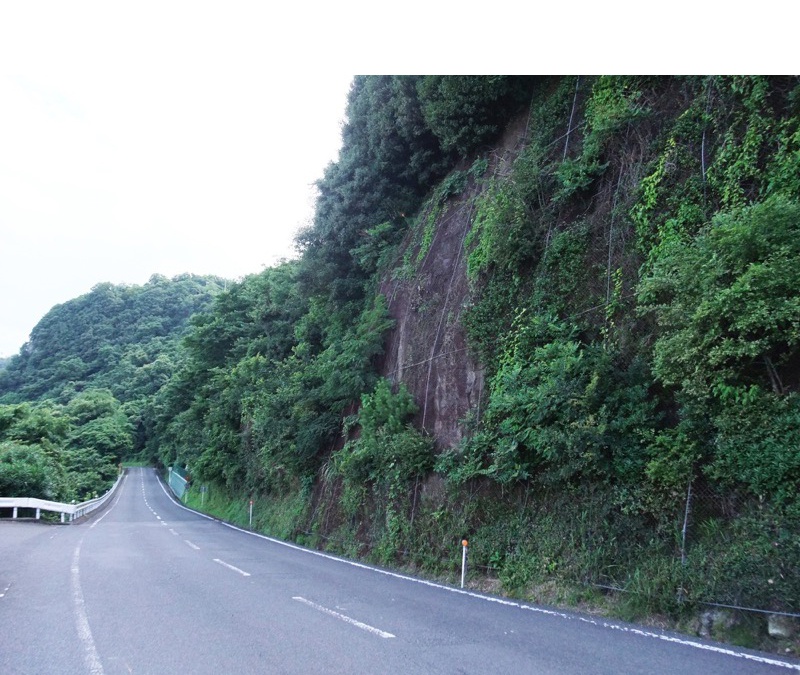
top-left (379, 194), bottom-right (480, 449)
top-left (378, 116), bottom-right (529, 450)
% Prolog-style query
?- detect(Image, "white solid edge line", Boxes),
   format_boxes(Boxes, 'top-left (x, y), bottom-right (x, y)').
top-left (70, 472), bottom-right (133, 672)
top-left (69, 472), bottom-right (133, 672)
top-left (154, 472), bottom-right (800, 671)
top-left (293, 596), bottom-right (395, 639)
top-left (89, 472), bottom-right (127, 529)
top-left (71, 541), bottom-right (104, 674)
top-left (213, 558), bottom-right (251, 577)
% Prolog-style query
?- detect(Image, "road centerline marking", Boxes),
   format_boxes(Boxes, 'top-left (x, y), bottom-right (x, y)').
top-left (213, 558), bottom-right (251, 577)
top-left (184, 540), bottom-right (200, 550)
top-left (292, 596), bottom-right (395, 639)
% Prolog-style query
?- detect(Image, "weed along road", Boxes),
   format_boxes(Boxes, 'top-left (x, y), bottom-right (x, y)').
top-left (1, 468), bottom-right (798, 674)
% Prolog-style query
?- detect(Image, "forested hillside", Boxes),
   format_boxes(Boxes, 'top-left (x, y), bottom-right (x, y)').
top-left (3, 76), bottom-right (798, 648)
top-left (0, 274), bottom-right (223, 500)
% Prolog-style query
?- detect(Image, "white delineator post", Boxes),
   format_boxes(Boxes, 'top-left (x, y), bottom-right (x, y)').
top-left (249, 499), bottom-right (253, 527)
top-left (461, 539), bottom-right (468, 589)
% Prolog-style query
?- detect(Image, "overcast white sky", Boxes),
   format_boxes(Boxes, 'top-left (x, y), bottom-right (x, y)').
top-left (0, 4), bottom-right (356, 357)
top-left (0, 2), bottom-right (790, 357)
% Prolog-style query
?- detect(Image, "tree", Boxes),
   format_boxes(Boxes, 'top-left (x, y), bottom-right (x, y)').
top-left (640, 196), bottom-right (800, 402)
top-left (0, 442), bottom-right (57, 498)
top-left (639, 196), bottom-right (800, 498)
top-left (417, 76), bottom-right (539, 157)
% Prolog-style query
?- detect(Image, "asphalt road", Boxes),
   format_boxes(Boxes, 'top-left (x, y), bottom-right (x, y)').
top-left (1, 467), bottom-right (798, 674)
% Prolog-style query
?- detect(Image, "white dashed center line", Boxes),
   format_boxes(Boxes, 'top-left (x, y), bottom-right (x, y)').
top-left (213, 559), bottom-right (251, 577)
top-left (293, 596), bottom-right (395, 639)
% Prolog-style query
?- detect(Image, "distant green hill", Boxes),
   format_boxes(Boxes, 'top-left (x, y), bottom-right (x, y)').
top-left (0, 274), bottom-right (224, 405)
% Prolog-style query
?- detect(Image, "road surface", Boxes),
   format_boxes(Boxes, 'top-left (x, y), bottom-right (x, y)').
top-left (1, 467), bottom-right (798, 674)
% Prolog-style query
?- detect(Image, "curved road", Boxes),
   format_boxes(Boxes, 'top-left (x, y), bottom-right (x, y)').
top-left (1, 468), bottom-right (798, 674)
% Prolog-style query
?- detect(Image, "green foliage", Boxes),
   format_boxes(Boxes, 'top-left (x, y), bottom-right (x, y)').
top-left (453, 314), bottom-right (656, 486)
top-left (359, 378), bottom-right (418, 437)
top-left (0, 401), bottom-right (69, 447)
top-left (298, 76), bottom-right (452, 301)
top-left (351, 221), bottom-right (402, 275)
top-left (685, 499), bottom-right (800, 615)
top-left (334, 379), bottom-right (432, 485)
top-left (643, 423), bottom-right (702, 493)
top-left (534, 222), bottom-right (594, 317)
top-left (465, 179), bottom-right (534, 282)
top-left (631, 77), bottom-right (800, 268)
top-left (0, 441), bottom-right (57, 499)
top-left (413, 169), bottom-right (470, 266)
top-left (417, 76), bottom-right (539, 157)
top-left (710, 392), bottom-right (800, 500)
top-left (331, 379), bottom-right (433, 565)
top-left (554, 76), bottom-right (649, 203)
top-left (707, 76), bottom-right (774, 209)
top-left (642, 197), bottom-right (800, 396)
top-left (765, 91), bottom-right (800, 197)
top-left (436, 77), bottom-right (800, 629)
top-left (0, 395), bottom-right (124, 500)
top-left (157, 265), bottom-right (395, 495)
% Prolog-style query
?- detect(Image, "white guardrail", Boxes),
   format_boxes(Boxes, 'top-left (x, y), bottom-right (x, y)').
top-left (0, 470), bottom-right (125, 523)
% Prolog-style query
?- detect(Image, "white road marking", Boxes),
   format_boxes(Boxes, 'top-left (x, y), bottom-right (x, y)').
top-left (71, 542), bottom-right (104, 674)
top-left (293, 596), bottom-right (395, 639)
top-left (213, 558), bottom-right (251, 576)
top-left (89, 473), bottom-right (125, 529)
top-left (155, 472), bottom-right (800, 671)
top-left (184, 540), bottom-right (200, 550)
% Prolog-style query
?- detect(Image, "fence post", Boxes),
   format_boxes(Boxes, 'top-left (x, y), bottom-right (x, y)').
top-left (680, 479), bottom-right (693, 566)
top-left (678, 478), bottom-right (694, 604)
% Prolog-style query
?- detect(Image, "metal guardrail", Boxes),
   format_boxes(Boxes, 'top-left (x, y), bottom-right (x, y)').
top-left (168, 466), bottom-right (189, 499)
top-left (0, 470), bottom-right (125, 523)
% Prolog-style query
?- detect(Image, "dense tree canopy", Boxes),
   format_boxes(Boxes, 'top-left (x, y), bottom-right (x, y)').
top-left (0, 393), bottom-right (130, 500)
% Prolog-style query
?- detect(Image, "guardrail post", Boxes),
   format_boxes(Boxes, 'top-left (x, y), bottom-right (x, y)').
top-left (12, 507), bottom-right (17, 519)
top-left (36, 508), bottom-right (41, 520)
